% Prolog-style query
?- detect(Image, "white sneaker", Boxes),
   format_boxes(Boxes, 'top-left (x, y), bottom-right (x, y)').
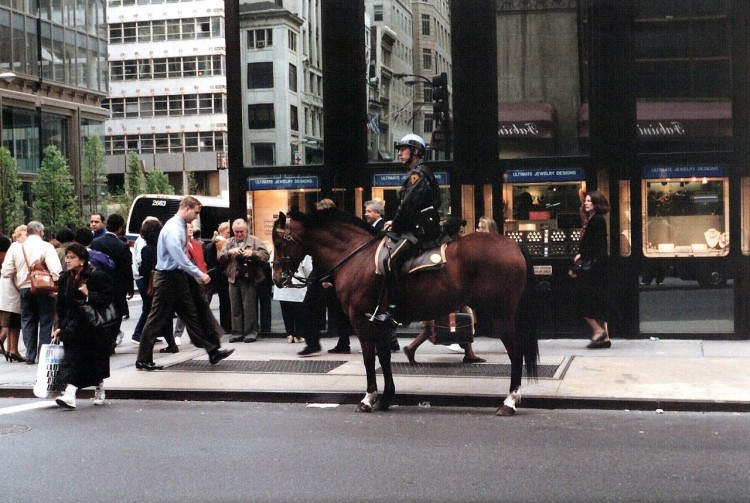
top-left (116, 331), bottom-right (124, 346)
top-left (56, 387), bottom-right (77, 409)
top-left (130, 337), bottom-right (141, 345)
top-left (93, 383), bottom-right (105, 406)
top-left (447, 344), bottom-right (464, 353)
top-left (174, 336), bottom-right (182, 346)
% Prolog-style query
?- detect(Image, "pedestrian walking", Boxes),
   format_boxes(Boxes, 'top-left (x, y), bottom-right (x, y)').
top-left (135, 196), bottom-right (233, 370)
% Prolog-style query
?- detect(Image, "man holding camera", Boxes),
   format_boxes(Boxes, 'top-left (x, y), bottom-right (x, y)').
top-left (217, 218), bottom-right (270, 343)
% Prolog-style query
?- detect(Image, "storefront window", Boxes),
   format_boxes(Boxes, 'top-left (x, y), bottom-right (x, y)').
top-left (619, 180), bottom-right (631, 257)
top-left (502, 168), bottom-right (586, 258)
top-left (642, 166), bottom-right (729, 259)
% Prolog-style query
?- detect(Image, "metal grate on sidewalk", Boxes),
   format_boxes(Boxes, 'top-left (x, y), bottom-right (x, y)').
top-left (166, 359), bottom-right (559, 379)
top-left (166, 359), bottom-right (347, 374)
top-left (382, 362), bottom-right (559, 379)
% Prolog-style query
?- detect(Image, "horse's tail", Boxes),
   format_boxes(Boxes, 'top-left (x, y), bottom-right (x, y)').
top-left (517, 247), bottom-right (539, 379)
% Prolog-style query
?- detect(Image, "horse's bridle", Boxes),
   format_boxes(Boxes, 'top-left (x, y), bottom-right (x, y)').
top-left (273, 222), bottom-right (381, 288)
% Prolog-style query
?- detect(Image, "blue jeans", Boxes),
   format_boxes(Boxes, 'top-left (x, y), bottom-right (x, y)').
top-left (20, 288), bottom-right (56, 363)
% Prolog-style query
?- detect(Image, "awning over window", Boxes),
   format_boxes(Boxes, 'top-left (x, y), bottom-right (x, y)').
top-left (498, 102), bottom-right (557, 139)
top-left (577, 101), bottom-right (732, 138)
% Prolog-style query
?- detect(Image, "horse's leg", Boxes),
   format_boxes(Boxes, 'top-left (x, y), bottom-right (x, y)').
top-left (355, 331), bottom-right (379, 413)
top-left (373, 328), bottom-right (395, 411)
top-left (494, 317), bottom-right (523, 416)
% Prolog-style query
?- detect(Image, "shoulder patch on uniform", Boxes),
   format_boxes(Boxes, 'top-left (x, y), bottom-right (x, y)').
top-left (410, 173), bottom-right (421, 184)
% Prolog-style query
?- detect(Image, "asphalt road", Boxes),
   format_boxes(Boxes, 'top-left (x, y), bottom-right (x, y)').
top-left (1, 400), bottom-right (748, 502)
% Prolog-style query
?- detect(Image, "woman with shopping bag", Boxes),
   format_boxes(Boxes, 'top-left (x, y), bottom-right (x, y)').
top-left (52, 243), bottom-right (114, 409)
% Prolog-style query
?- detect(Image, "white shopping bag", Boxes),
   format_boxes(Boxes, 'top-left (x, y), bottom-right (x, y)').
top-left (33, 343), bottom-right (65, 399)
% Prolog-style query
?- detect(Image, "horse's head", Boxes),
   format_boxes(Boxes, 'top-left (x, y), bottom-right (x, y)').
top-left (271, 211), bottom-right (306, 288)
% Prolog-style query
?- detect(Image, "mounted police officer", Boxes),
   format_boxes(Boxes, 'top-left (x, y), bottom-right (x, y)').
top-left (371, 134), bottom-right (441, 326)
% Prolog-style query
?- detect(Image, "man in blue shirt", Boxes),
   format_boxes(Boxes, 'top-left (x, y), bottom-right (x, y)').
top-left (135, 196), bottom-right (234, 370)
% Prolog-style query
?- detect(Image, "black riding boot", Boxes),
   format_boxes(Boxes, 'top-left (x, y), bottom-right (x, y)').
top-left (372, 270), bottom-right (402, 326)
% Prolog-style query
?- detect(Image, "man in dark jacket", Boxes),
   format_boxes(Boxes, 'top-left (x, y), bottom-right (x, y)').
top-left (371, 134), bottom-right (441, 326)
top-left (90, 214), bottom-right (133, 353)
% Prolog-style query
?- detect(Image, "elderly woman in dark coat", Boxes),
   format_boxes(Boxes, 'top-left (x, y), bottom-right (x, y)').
top-left (53, 243), bottom-right (114, 409)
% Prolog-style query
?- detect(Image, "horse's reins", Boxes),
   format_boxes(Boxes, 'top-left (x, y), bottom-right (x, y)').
top-left (276, 224), bottom-right (382, 288)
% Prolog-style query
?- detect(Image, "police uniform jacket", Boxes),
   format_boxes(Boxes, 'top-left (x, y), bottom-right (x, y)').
top-left (391, 163), bottom-right (442, 240)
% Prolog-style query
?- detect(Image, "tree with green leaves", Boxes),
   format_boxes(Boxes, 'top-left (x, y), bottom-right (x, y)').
top-left (125, 151), bottom-right (144, 200)
top-left (186, 170), bottom-right (199, 195)
top-left (81, 134), bottom-right (107, 216)
top-left (145, 168), bottom-right (175, 195)
top-left (32, 145), bottom-right (79, 229)
top-left (0, 146), bottom-right (25, 235)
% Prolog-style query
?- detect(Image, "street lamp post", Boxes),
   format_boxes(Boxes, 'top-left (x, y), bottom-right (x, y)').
top-left (394, 73), bottom-right (451, 157)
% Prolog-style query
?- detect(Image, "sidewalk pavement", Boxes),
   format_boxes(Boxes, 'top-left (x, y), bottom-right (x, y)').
top-left (2, 335), bottom-right (749, 412)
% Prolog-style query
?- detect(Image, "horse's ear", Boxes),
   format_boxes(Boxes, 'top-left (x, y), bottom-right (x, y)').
top-left (277, 212), bottom-right (286, 227)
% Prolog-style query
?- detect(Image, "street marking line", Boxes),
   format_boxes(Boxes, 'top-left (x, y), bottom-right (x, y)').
top-left (0, 401), bottom-right (58, 415)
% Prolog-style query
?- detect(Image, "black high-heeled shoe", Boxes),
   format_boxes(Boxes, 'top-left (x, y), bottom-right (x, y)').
top-left (586, 332), bottom-right (611, 349)
top-left (7, 352), bottom-right (26, 363)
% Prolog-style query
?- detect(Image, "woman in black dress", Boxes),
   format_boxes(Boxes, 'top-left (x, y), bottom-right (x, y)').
top-left (53, 243), bottom-right (114, 409)
top-left (569, 191), bottom-right (611, 349)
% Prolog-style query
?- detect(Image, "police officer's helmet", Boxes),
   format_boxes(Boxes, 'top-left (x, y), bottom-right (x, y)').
top-left (395, 134), bottom-right (426, 158)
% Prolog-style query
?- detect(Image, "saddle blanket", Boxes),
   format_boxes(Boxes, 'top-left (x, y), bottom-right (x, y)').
top-left (374, 236), bottom-right (447, 276)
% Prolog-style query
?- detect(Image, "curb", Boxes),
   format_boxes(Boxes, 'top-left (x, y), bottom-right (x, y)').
top-left (3, 387), bottom-right (748, 413)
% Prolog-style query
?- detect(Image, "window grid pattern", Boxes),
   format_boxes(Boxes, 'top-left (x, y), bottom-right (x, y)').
top-left (110, 55), bottom-right (224, 81)
top-left (109, 17), bottom-right (223, 44)
top-left (105, 131), bottom-right (226, 155)
top-left (103, 93), bottom-right (225, 118)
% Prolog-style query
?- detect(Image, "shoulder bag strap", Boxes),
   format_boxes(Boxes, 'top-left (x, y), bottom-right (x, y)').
top-left (21, 243), bottom-right (31, 269)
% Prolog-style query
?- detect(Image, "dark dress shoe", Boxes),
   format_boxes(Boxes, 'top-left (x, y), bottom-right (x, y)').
top-left (159, 345), bottom-right (179, 353)
top-left (298, 345), bottom-right (322, 357)
top-left (136, 361), bottom-right (164, 371)
top-left (327, 346), bottom-right (351, 354)
top-left (586, 339), bottom-right (611, 349)
top-left (209, 348), bottom-right (235, 365)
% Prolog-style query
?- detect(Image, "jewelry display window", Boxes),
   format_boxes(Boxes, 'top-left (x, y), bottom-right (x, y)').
top-left (642, 166), bottom-right (729, 258)
top-left (502, 168), bottom-right (586, 258)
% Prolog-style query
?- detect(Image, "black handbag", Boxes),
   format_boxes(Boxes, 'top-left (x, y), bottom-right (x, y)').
top-left (81, 302), bottom-right (120, 328)
top-left (432, 311), bottom-right (474, 345)
top-left (572, 258), bottom-right (594, 273)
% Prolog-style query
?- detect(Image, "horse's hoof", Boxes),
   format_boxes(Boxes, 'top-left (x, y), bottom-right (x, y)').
top-left (495, 405), bottom-right (516, 416)
top-left (355, 403), bottom-right (372, 413)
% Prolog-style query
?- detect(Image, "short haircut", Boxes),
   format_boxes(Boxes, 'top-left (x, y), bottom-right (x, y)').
top-left (232, 218), bottom-right (248, 230)
top-left (140, 218), bottom-right (163, 246)
top-left (55, 227), bottom-right (75, 244)
top-left (27, 221), bottom-right (44, 235)
top-left (181, 196), bottom-right (202, 209)
top-left (106, 214), bottom-right (125, 233)
top-left (74, 227), bottom-right (93, 246)
top-left (316, 198), bottom-right (336, 210)
top-left (12, 225), bottom-right (27, 241)
top-left (90, 212), bottom-right (105, 222)
top-left (365, 200), bottom-right (384, 215)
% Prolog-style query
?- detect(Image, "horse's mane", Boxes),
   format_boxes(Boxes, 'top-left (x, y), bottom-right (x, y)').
top-left (289, 208), bottom-right (377, 235)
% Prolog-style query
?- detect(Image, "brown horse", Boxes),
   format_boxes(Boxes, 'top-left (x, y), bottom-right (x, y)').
top-left (272, 208), bottom-right (538, 416)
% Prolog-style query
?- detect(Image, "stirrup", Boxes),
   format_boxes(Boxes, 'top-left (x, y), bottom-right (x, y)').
top-left (366, 307), bottom-right (400, 327)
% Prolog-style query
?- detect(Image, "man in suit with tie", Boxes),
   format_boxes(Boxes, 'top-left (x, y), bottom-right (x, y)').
top-left (90, 214), bottom-right (133, 353)
top-left (364, 200), bottom-right (385, 231)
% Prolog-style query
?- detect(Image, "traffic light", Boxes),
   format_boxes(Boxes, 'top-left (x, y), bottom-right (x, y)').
top-left (431, 72), bottom-right (449, 126)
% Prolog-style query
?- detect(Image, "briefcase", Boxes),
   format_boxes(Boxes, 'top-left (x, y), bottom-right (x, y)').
top-left (431, 311), bottom-right (474, 345)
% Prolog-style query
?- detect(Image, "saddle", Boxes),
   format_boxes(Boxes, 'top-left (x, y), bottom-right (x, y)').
top-left (374, 236), bottom-right (447, 276)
